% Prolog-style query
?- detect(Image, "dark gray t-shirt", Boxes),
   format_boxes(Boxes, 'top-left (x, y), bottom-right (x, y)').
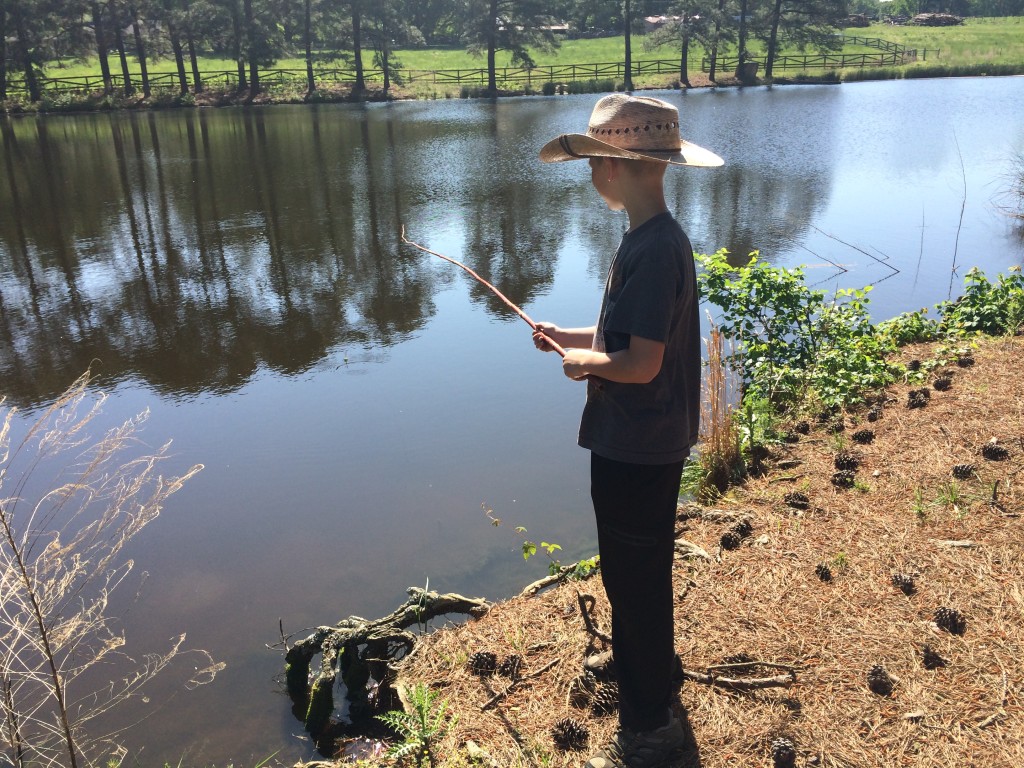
top-left (578, 211), bottom-right (701, 465)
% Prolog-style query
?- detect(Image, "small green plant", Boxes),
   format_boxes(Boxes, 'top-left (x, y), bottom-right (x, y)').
top-left (376, 683), bottom-right (456, 768)
top-left (484, 504), bottom-right (565, 575)
top-left (831, 551), bottom-right (850, 572)
top-left (912, 486), bottom-right (929, 523)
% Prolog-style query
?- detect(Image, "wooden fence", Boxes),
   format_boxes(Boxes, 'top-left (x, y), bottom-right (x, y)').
top-left (11, 34), bottom-right (922, 98)
top-left (702, 50), bottom-right (916, 72)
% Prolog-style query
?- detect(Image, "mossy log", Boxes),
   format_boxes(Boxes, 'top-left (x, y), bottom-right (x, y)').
top-left (284, 587), bottom-right (490, 734)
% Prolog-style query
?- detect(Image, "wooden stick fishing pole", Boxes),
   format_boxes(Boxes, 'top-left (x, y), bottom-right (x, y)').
top-left (400, 227), bottom-right (568, 358)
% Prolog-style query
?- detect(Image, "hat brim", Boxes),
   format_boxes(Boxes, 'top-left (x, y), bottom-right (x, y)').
top-left (538, 133), bottom-right (723, 168)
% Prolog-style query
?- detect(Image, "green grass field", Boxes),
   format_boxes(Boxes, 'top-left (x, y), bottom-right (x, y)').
top-left (33, 16), bottom-right (1024, 97)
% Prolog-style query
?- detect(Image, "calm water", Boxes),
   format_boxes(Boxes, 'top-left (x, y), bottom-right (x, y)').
top-left (1, 77), bottom-right (1023, 764)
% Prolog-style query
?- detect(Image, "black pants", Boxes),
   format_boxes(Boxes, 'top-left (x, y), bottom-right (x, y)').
top-left (591, 452), bottom-right (685, 733)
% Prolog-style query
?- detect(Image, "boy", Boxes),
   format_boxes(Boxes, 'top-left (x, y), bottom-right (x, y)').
top-left (533, 94), bottom-right (722, 768)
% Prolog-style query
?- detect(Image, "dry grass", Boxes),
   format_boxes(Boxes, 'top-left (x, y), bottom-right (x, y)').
top-left (388, 335), bottom-right (1023, 768)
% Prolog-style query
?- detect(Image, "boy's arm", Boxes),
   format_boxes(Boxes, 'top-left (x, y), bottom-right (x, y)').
top-left (532, 323), bottom-right (596, 353)
top-left (562, 335), bottom-right (664, 384)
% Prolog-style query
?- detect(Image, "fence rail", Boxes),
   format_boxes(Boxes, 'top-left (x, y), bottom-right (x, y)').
top-left (701, 50), bottom-right (915, 72)
top-left (13, 43), bottom-right (919, 98)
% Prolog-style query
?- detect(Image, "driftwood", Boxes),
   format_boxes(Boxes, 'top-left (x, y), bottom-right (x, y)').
top-left (283, 587), bottom-right (490, 735)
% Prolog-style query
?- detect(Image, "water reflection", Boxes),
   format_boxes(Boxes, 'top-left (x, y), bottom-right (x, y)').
top-left (1, 95), bottom-right (843, 409)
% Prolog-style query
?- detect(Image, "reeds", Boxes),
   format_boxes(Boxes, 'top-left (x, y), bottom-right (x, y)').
top-left (1, 373), bottom-right (217, 768)
top-left (691, 327), bottom-right (744, 503)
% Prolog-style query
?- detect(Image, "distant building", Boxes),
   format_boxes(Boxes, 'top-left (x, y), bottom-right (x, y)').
top-left (644, 15), bottom-right (681, 33)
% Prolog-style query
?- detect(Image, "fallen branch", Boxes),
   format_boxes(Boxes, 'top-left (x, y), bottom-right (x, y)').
top-left (683, 662), bottom-right (797, 691)
top-left (577, 591), bottom-right (613, 644)
top-left (674, 539), bottom-right (711, 560)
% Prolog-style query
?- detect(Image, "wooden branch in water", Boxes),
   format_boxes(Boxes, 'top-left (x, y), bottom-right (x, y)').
top-left (283, 588), bottom-right (490, 735)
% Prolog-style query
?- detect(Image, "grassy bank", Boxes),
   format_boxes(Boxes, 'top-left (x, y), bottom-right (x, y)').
top-left (5, 17), bottom-right (1024, 109)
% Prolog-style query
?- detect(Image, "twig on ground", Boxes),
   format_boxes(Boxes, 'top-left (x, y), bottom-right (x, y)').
top-left (480, 659), bottom-right (560, 711)
top-left (577, 592), bottom-right (613, 644)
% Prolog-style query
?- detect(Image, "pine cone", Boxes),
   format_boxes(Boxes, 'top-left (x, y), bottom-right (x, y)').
top-left (784, 491), bottom-right (809, 510)
top-left (733, 519), bottom-right (753, 538)
top-left (498, 654), bottom-right (523, 679)
top-left (551, 717), bottom-right (589, 751)
top-left (468, 651), bottom-right (497, 676)
top-left (891, 572), bottom-right (916, 595)
top-left (934, 606), bottom-right (967, 635)
top-left (770, 736), bottom-right (797, 768)
top-left (591, 681), bottom-right (619, 715)
top-left (956, 355), bottom-right (975, 367)
top-left (782, 430), bottom-right (801, 444)
top-left (827, 419), bottom-right (846, 434)
top-left (831, 470), bottom-right (856, 489)
top-left (567, 670), bottom-right (598, 708)
top-left (722, 652), bottom-right (755, 665)
top-left (867, 405), bottom-right (882, 422)
top-left (907, 359), bottom-right (922, 372)
top-left (834, 452), bottom-right (860, 471)
top-left (952, 463), bottom-right (975, 480)
top-left (933, 376), bottom-right (952, 391)
top-left (908, 389), bottom-right (929, 409)
top-left (852, 429), bottom-right (875, 444)
top-left (720, 529), bottom-right (743, 551)
top-left (794, 420), bottom-right (811, 435)
top-left (867, 664), bottom-right (894, 696)
top-left (921, 644), bottom-right (947, 670)
top-left (982, 442), bottom-right (1009, 461)
top-left (815, 563), bottom-right (833, 582)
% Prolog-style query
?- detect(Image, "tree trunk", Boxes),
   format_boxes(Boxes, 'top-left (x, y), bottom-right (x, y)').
top-left (130, 5), bottom-right (150, 97)
top-left (623, 0), bottom-right (632, 91)
top-left (229, 0), bottom-right (247, 91)
top-left (381, 36), bottom-right (390, 94)
top-left (92, 1), bottom-right (113, 94)
top-left (351, 1), bottom-right (364, 92)
top-left (764, 0), bottom-right (783, 79)
top-left (168, 21), bottom-right (189, 94)
top-left (244, 0), bottom-right (260, 97)
top-left (304, 0), bottom-right (315, 94)
top-left (679, 20), bottom-right (690, 87)
top-left (737, 0), bottom-right (749, 69)
top-left (187, 34), bottom-right (203, 92)
top-left (708, 22), bottom-right (720, 82)
top-left (0, 0), bottom-right (8, 101)
top-left (114, 23), bottom-right (134, 95)
top-left (12, 6), bottom-right (39, 102)
top-left (486, 0), bottom-right (497, 94)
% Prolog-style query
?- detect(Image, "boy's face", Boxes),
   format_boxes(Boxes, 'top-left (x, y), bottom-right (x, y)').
top-left (588, 156), bottom-right (625, 212)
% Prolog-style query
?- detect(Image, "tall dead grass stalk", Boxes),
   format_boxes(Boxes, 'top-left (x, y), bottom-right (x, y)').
top-left (0, 372), bottom-right (217, 768)
top-left (695, 326), bottom-right (743, 502)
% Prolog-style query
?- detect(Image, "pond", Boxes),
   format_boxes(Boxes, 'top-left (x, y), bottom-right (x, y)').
top-left (1, 76), bottom-right (1023, 765)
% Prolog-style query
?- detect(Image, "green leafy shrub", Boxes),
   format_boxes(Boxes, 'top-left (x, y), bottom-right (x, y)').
top-left (936, 266), bottom-right (1024, 336)
top-left (696, 250), bottom-right (900, 410)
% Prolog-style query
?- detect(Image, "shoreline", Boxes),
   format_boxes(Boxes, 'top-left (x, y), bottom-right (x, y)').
top-left (4, 67), bottom-right (1023, 117)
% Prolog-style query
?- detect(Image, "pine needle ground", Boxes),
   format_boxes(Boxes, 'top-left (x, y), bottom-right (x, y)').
top-left (388, 336), bottom-right (1023, 768)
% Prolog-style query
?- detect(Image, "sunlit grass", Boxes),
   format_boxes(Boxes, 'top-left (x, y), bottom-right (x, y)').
top-left (33, 17), bottom-right (1024, 88)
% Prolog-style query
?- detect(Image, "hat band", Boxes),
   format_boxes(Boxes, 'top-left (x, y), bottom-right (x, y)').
top-left (559, 135), bottom-right (585, 159)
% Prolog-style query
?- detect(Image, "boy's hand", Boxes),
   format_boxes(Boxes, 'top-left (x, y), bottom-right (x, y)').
top-left (562, 349), bottom-right (593, 381)
top-left (532, 322), bottom-right (560, 353)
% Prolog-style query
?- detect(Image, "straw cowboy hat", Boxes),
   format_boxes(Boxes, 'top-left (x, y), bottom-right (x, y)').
top-left (539, 93), bottom-right (723, 168)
